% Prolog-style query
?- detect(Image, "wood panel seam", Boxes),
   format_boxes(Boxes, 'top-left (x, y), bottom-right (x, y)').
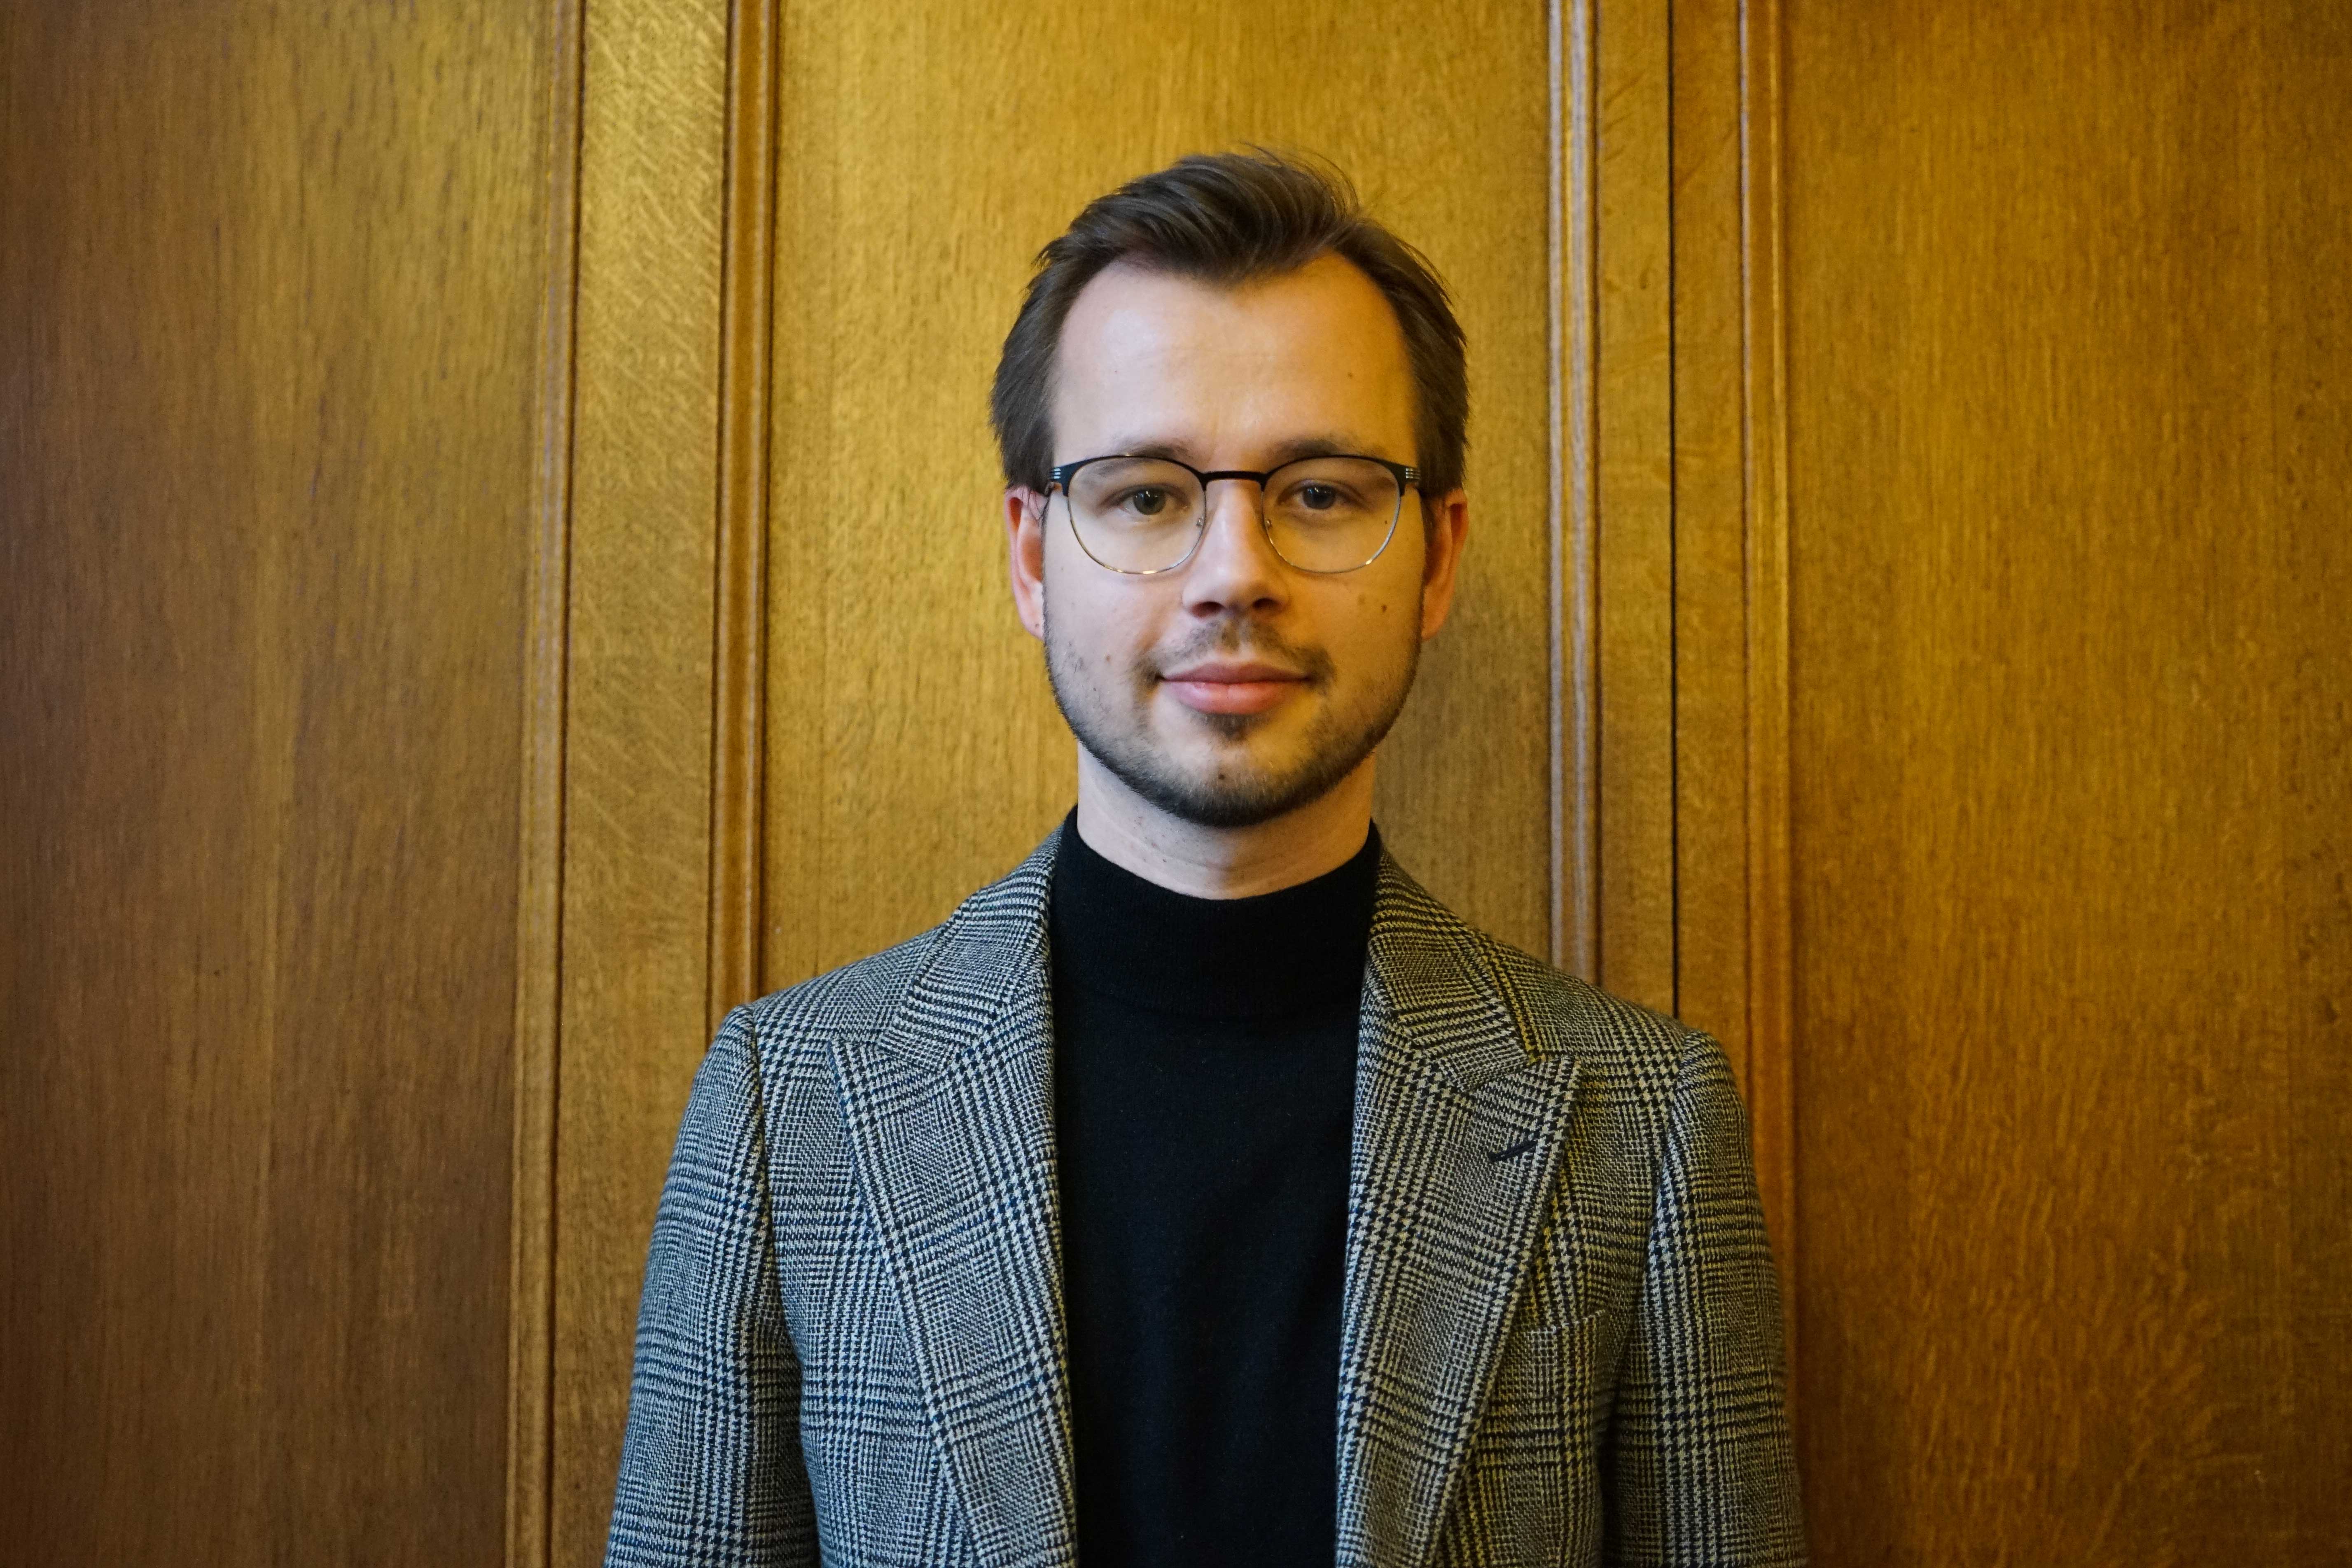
top-left (1736, 0), bottom-right (1798, 1393)
top-left (1663, 0), bottom-right (1684, 1022)
top-left (1556, 0), bottom-right (1604, 981)
top-left (508, 0), bottom-right (586, 1562)
top-left (708, 0), bottom-right (780, 1034)
top-left (1547, 0), bottom-right (1567, 972)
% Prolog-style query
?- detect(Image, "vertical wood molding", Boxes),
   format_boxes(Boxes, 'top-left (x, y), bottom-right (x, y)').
top-left (553, 0), bottom-right (733, 1547)
top-left (708, 0), bottom-right (779, 1034)
top-left (1553, 0), bottom-right (1602, 980)
top-left (1563, 0), bottom-right (1796, 1385)
top-left (1591, 0), bottom-right (1680, 1014)
top-left (509, 2), bottom-right (584, 1563)
top-left (1663, 0), bottom-right (1753, 1088)
top-left (1556, 0), bottom-right (1678, 1007)
top-left (1546, 0), bottom-right (1562, 969)
top-left (1737, 0), bottom-right (1798, 1374)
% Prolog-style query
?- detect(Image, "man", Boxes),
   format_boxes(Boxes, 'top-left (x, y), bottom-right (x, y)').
top-left (607, 152), bottom-right (1804, 1567)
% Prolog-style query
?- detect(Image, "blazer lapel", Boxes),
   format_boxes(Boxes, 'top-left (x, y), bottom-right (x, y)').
top-left (829, 834), bottom-right (1076, 1568)
top-left (1336, 857), bottom-right (1581, 1568)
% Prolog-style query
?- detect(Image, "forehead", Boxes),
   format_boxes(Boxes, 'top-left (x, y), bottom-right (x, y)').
top-left (1050, 252), bottom-right (1415, 459)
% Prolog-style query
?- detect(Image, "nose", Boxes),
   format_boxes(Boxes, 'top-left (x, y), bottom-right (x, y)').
top-left (1180, 477), bottom-right (1289, 619)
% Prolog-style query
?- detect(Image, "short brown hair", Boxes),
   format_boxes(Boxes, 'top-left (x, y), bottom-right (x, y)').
top-left (990, 150), bottom-right (1468, 500)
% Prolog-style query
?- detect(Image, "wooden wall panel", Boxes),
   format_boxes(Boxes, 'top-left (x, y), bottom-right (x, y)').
top-left (501, 6), bottom-right (578, 1561)
top-left (549, 0), bottom-right (731, 1562)
top-left (2269, 7), bottom-right (2352, 1535)
top-left (1665, 0), bottom-right (1754, 1074)
top-left (1781, 0), bottom-right (2352, 1558)
top-left (0, 5), bottom-right (554, 1564)
top-left (1731, 0), bottom-right (1801, 1355)
top-left (705, 0), bottom-right (780, 1032)
top-left (1589, 0), bottom-right (1679, 1012)
top-left (1646, 0), bottom-right (1803, 1336)
top-left (761, 0), bottom-right (1558, 985)
top-left (509, 1), bottom-right (586, 1560)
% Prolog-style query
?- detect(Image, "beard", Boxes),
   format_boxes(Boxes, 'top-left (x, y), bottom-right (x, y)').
top-left (1043, 611), bottom-right (1419, 830)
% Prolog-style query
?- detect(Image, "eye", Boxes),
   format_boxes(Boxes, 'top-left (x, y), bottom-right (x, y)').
top-left (1124, 487), bottom-right (1171, 517)
top-left (1280, 478), bottom-right (1373, 515)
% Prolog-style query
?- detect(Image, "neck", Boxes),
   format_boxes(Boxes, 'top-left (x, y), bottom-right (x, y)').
top-left (1072, 749), bottom-right (1378, 900)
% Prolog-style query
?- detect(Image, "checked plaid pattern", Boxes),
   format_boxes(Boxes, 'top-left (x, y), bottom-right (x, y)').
top-left (607, 827), bottom-right (1805, 1568)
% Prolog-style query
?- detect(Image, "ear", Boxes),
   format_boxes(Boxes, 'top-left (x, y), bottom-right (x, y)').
top-left (1005, 485), bottom-right (1049, 642)
top-left (1416, 488), bottom-right (1471, 640)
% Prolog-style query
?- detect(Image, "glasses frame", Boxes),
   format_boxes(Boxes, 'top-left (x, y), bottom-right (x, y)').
top-left (1044, 452), bottom-right (1421, 576)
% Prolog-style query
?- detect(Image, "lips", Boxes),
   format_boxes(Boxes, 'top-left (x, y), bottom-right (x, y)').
top-left (1158, 659), bottom-right (1308, 716)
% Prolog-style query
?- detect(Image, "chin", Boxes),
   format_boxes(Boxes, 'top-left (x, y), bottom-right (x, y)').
top-left (1127, 770), bottom-right (1331, 832)
top-left (1045, 628), bottom-right (1412, 830)
top-left (1102, 726), bottom-right (1373, 831)
top-left (1177, 705), bottom-right (1283, 744)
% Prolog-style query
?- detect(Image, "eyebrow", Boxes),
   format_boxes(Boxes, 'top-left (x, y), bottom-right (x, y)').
top-left (1091, 433), bottom-right (1394, 467)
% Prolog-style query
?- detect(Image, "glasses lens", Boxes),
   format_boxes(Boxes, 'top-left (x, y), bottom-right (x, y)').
top-left (1065, 458), bottom-right (1205, 572)
top-left (1263, 457), bottom-right (1405, 573)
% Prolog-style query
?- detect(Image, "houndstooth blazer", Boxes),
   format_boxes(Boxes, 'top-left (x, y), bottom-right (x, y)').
top-left (607, 828), bottom-right (1805, 1567)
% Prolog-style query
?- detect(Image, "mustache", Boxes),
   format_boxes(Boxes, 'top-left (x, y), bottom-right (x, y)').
top-left (1138, 623), bottom-right (1336, 685)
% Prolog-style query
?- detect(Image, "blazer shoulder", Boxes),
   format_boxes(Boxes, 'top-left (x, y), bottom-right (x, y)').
top-left (1487, 934), bottom-right (1688, 1038)
top-left (1374, 849), bottom-right (1700, 1098)
top-left (733, 919), bottom-right (945, 1067)
top-left (1473, 928), bottom-right (1705, 1099)
top-left (731, 827), bottom-right (1061, 1070)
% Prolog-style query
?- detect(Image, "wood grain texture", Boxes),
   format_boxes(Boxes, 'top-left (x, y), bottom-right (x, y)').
top-left (1735, 0), bottom-right (1801, 1374)
top-left (1665, 0), bottom-right (1752, 1077)
top-left (511, 2), bottom-right (587, 1564)
top-left (550, 0), bottom-right (730, 1560)
top-left (706, 0), bottom-right (778, 1035)
top-left (0, 5), bottom-right (551, 1563)
top-left (1782, 0), bottom-right (2351, 1558)
top-left (1556, 0), bottom-right (1604, 981)
top-left (762, 0), bottom-right (1556, 985)
top-left (2269, 7), bottom-right (2352, 1539)
top-left (1651, 0), bottom-right (1802, 1357)
top-left (1591, 0), bottom-right (1679, 1013)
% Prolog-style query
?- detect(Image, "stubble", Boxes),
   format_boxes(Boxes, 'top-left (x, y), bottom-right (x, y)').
top-left (1042, 612), bottom-right (1418, 830)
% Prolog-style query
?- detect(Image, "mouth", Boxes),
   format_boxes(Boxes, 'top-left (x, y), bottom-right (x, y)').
top-left (1157, 659), bottom-right (1310, 717)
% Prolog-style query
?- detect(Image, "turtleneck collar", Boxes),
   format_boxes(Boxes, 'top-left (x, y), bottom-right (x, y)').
top-left (1047, 813), bottom-right (1381, 1022)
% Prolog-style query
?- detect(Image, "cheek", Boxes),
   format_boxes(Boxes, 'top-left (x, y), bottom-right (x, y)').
top-left (1336, 575), bottom-right (1422, 654)
top-left (1044, 553), bottom-right (1167, 668)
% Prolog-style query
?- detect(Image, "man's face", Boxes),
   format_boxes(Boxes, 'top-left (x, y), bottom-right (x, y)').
top-left (1005, 252), bottom-right (1467, 830)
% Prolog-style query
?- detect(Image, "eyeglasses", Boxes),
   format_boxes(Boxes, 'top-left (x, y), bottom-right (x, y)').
top-left (1044, 453), bottom-right (1419, 575)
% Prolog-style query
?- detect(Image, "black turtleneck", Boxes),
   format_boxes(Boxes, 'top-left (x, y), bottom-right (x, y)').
top-left (1049, 816), bottom-right (1379, 1568)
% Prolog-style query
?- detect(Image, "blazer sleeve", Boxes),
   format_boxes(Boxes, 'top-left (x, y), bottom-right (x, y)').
top-left (1602, 1031), bottom-right (1807, 1566)
top-left (606, 1007), bottom-right (818, 1568)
